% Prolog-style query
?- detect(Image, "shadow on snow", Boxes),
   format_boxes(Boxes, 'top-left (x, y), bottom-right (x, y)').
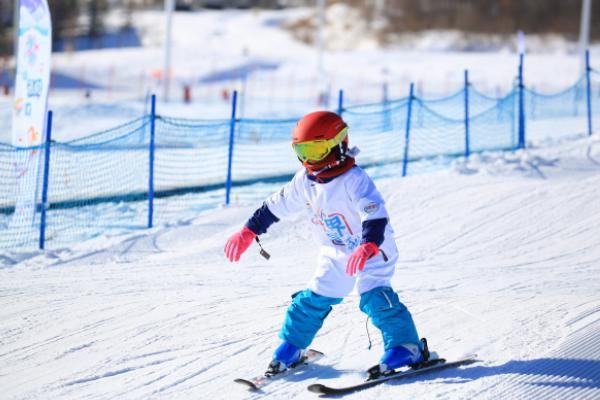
top-left (389, 357), bottom-right (600, 390)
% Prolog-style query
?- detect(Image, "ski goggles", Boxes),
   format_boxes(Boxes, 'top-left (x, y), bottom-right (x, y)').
top-left (292, 127), bottom-right (348, 162)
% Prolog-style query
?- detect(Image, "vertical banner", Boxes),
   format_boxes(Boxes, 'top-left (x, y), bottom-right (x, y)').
top-left (13, 0), bottom-right (52, 147)
top-left (9, 0), bottom-right (52, 236)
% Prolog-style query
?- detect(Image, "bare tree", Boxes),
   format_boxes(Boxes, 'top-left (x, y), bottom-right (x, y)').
top-left (0, 1), bottom-right (15, 56)
top-left (362, 0), bottom-right (595, 39)
top-left (88, 0), bottom-right (109, 38)
top-left (49, 0), bottom-right (80, 48)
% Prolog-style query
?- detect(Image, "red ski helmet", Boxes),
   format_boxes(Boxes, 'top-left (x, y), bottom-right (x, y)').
top-left (291, 111), bottom-right (349, 164)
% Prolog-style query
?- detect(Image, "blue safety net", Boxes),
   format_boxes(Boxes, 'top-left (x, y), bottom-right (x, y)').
top-left (152, 116), bottom-right (231, 225)
top-left (343, 100), bottom-right (408, 175)
top-left (1, 65), bottom-right (596, 251)
top-left (524, 77), bottom-right (588, 139)
top-left (590, 71), bottom-right (600, 117)
top-left (39, 118), bottom-right (150, 247)
top-left (0, 144), bottom-right (45, 250)
top-left (470, 91), bottom-right (518, 152)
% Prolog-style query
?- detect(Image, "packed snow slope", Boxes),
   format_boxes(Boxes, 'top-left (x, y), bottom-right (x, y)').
top-left (1, 134), bottom-right (600, 399)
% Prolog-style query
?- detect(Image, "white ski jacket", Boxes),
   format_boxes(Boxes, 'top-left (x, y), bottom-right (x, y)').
top-left (265, 166), bottom-right (399, 298)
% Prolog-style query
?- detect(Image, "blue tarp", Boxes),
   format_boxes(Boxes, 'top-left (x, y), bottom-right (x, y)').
top-left (0, 69), bottom-right (102, 89)
top-left (53, 28), bottom-right (141, 52)
top-left (199, 61), bottom-right (279, 83)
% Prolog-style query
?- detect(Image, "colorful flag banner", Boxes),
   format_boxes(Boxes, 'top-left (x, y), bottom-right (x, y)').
top-left (12, 0), bottom-right (52, 147)
top-left (9, 0), bottom-right (52, 238)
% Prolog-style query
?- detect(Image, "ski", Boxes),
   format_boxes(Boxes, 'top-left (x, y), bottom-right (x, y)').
top-left (307, 356), bottom-right (478, 396)
top-left (234, 349), bottom-right (324, 391)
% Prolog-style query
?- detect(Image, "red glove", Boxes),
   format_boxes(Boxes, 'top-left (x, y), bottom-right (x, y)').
top-left (224, 226), bottom-right (257, 262)
top-left (346, 242), bottom-right (379, 276)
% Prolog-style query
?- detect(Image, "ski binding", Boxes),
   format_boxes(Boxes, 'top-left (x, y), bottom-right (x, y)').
top-left (235, 349), bottom-right (324, 391)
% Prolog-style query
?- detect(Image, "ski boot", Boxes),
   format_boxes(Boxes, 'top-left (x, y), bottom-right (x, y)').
top-left (265, 341), bottom-right (304, 377)
top-left (367, 338), bottom-right (431, 380)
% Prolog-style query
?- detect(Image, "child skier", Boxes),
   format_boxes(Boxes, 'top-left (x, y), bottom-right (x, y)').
top-left (224, 111), bottom-right (428, 379)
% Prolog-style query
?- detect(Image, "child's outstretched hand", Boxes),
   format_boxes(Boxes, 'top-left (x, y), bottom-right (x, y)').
top-left (224, 226), bottom-right (256, 262)
top-left (346, 242), bottom-right (379, 276)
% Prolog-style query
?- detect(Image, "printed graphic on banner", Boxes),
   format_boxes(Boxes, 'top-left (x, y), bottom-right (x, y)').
top-left (8, 0), bottom-right (52, 235)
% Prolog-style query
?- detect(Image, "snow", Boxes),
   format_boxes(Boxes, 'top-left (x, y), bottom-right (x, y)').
top-left (1, 6), bottom-right (600, 400)
top-left (1, 133), bottom-right (599, 399)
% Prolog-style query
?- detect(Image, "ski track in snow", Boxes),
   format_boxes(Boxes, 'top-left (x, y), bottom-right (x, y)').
top-left (1, 135), bottom-right (599, 399)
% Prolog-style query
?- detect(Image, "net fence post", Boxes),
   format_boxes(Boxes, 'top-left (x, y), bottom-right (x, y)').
top-left (586, 49), bottom-right (593, 136)
top-left (225, 90), bottom-right (238, 206)
top-left (383, 82), bottom-right (388, 103)
top-left (148, 94), bottom-right (156, 228)
top-left (402, 83), bottom-right (414, 177)
top-left (464, 69), bottom-right (470, 158)
top-left (518, 53), bottom-right (526, 149)
top-left (39, 110), bottom-right (53, 250)
top-left (337, 89), bottom-right (344, 116)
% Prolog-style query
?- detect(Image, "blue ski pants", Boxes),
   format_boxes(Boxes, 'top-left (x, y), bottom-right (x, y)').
top-left (279, 287), bottom-right (420, 351)
top-left (359, 286), bottom-right (420, 350)
top-left (279, 289), bottom-right (342, 349)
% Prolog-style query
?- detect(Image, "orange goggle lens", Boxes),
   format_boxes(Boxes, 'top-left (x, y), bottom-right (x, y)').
top-left (292, 127), bottom-right (348, 162)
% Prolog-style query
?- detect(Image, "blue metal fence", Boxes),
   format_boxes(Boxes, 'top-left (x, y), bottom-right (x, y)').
top-left (1, 52), bottom-right (599, 251)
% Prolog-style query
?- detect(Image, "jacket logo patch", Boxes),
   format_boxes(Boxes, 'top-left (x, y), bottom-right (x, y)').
top-left (364, 202), bottom-right (380, 214)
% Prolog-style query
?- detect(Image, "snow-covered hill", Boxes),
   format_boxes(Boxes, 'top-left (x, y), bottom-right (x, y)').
top-left (1, 5), bottom-right (600, 399)
top-left (1, 133), bottom-right (599, 399)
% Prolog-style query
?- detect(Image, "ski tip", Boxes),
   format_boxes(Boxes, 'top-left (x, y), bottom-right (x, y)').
top-left (307, 349), bottom-right (325, 357)
top-left (234, 378), bottom-right (260, 391)
top-left (307, 383), bottom-right (327, 394)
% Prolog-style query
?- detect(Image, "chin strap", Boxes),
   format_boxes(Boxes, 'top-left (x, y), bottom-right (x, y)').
top-left (305, 159), bottom-right (342, 176)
